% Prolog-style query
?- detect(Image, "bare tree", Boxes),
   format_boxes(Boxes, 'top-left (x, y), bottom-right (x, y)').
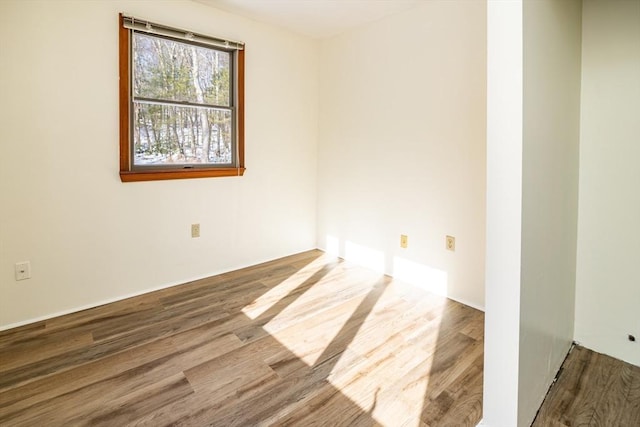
top-left (190, 47), bottom-right (210, 162)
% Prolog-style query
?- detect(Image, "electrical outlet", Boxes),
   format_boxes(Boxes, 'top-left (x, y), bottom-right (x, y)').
top-left (191, 223), bottom-right (200, 238)
top-left (15, 261), bottom-right (31, 281)
top-left (400, 234), bottom-right (408, 249)
top-left (446, 235), bottom-right (455, 251)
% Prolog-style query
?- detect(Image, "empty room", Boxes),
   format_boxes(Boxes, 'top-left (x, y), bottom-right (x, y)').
top-left (0, 0), bottom-right (638, 426)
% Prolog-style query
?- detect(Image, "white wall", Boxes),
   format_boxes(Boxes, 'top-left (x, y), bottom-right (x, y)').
top-left (483, 2), bottom-right (523, 425)
top-left (0, 0), bottom-right (319, 328)
top-left (519, 0), bottom-right (582, 425)
top-left (575, 0), bottom-right (640, 366)
top-left (483, 1), bottom-right (581, 426)
top-left (316, 0), bottom-right (487, 309)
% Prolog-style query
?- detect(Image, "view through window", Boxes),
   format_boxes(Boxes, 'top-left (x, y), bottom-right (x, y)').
top-left (133, 34), bottom-right (233, 166)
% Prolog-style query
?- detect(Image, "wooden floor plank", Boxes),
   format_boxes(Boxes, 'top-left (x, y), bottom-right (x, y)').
top-left (0, 329), bottom-right (94, 372)
top-left (0, 307), bottom-right (244, 392)
top-left (532, 345), bottom-right (640, 427)
top-left (0, 322), bottom-right (47, 348)
top-left (537, 346), bottom-right (590, 425)
top-left (591, 360), bottom-right (626, 426)
top-left (84, 373), bottom-right (194, 427)
top-left (0, 250), bottom-right (484, 426)
top-left (0, 325), bottom-right (241, 412)
top-left (42, 294), bottom-right (163, 335)
top-left (619, 364), bottom-right (640, 427)
top-left (1, 331), bottom-right (242, 424)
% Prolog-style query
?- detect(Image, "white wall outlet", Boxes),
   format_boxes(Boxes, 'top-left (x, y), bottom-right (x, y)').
top-left (400, 234), bottom-right (408, 248)
top-left (15, 261), bottom-right (31, 281)
top-left (191, 223), bottom-right (200, 238)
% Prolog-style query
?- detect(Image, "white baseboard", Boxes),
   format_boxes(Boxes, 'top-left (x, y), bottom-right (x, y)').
top-left (1, 248), bottom-right (318, 332)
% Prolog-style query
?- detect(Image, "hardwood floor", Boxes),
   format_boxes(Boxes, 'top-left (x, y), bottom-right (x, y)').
top-left (0, 250), bottom-right (484, 426)
top-left (533, 345), bottom-right (640, 427)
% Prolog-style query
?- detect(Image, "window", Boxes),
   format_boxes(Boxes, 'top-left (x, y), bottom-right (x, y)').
top-left (119, 14), bottom-right (245, 182)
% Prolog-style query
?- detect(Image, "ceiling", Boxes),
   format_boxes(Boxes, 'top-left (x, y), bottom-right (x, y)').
top-left (195, 0), bottom-right (422, 39)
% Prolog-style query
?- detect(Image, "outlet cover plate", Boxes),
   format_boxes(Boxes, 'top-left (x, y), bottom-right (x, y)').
top-left (15, 261), bottom-right (31, 281)
top-left (446, 235), bottom-right (455, 251)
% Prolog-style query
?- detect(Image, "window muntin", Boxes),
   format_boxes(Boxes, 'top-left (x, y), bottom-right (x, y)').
top-left (119, 14), bottom-right (245, 182)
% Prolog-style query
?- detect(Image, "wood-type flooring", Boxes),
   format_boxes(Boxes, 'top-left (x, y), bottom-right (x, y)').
top-left (0, 250), bottom-right (484, 426)
top-left (533, 345), bottom-right (640, 427)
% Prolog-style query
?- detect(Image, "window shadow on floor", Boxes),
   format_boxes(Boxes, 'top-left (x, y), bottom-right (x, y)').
top-left (0, 249), bottom-right (484, 426)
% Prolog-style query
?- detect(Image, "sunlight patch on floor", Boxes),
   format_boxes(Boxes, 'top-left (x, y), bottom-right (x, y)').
top-left (251, 239), bottom-right (451, 425)
top-left (241, 257), bottom-right (328, 319)
top-left (262, 273), bottom-right (377, 366)
top-left (263, 265), bottom-right (445, 426)
top-left (326, 283), bottom-right (444, 427)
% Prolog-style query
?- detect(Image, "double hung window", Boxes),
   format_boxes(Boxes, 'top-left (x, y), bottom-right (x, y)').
top-left (119, 14), bottom-right (245, 181)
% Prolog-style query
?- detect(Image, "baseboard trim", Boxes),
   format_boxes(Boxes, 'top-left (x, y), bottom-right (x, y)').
top-left (0, 248), bottom-right (318, 332)
top-left (0, 278), bottom-right (197, 332)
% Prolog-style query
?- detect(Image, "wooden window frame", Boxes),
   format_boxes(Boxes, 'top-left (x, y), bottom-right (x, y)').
top-left (118, 14), bottom-right (245, 182)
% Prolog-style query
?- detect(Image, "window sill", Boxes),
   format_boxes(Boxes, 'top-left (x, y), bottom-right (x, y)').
top-left (119, 167), bottom-right (246, 182)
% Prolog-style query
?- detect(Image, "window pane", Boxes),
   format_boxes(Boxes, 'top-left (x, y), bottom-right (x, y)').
top-left (133, 33), bottom-right (231, 106)
top-left (133, 103), bottom-right (233, 166)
